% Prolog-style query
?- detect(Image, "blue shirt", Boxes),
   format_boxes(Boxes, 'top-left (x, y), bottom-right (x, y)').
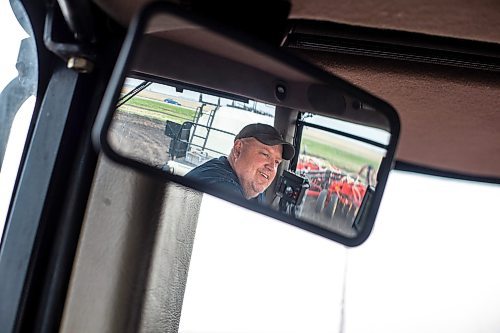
top-left (185, 156), bottom-right (263, 203)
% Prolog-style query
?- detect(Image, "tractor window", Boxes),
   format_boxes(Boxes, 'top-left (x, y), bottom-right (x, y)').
top-left (295, 113), bottom-right (387, 229)
top-left (0, 0), bottom-right (37, 237)
top-left (180, 171), bottom-right (500, 333)
top-left (179, 193), bottom-right (348, 333)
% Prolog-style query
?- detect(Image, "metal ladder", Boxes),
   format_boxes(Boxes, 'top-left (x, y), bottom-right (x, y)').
top-left (188, 96), bottom-right (221, 153)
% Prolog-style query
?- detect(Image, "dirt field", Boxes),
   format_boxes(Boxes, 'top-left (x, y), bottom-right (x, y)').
top-left (108, 111), bottom-right (172, 168)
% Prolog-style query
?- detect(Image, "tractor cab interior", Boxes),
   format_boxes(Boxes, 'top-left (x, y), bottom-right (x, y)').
top-left (1, 1), bottom-right (499, 333)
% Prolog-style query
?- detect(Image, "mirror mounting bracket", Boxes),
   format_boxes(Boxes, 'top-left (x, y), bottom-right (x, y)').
top-left (44, 1), bottom-right (96, 71)
top-left (186, 0), bottom-right (291, 46)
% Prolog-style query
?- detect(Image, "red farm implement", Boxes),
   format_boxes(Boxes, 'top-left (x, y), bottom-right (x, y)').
top-left (297, 157), bottom-right (372, 221)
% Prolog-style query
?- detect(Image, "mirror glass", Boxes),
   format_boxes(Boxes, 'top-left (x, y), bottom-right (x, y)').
top-left (96, 4), bottom-right (399, 245)
top-left (109, 78), bottom-right (389, 238)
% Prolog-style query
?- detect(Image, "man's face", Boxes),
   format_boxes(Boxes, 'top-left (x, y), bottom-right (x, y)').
top-left (231, 138), bottom-right (283, 199)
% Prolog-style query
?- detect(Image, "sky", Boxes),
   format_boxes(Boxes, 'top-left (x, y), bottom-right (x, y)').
top-left (1, 1), bottom-right (500, 332)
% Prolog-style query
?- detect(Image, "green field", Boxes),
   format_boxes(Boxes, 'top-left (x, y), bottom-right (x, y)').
top-left (300, 136), bottom-right (380, 174)
top-left (117, 96), bottom-right (196, 123)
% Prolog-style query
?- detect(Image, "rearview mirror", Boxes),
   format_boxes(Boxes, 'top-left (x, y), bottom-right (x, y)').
top-left (93, 2), bottom-right (399, 246)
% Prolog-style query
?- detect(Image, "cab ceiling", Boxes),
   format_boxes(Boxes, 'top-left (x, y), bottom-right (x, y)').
top-left (93, 0), bottom-right (500, 180)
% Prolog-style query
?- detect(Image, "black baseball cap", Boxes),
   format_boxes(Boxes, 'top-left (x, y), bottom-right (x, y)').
top-left (235, 123), bottom-right (295, 160)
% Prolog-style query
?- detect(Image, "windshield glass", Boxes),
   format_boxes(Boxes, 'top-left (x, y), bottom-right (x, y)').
top-left (0, 0), bottom-right (37, 237)
top-left (179, 170), bottom-right (500, 333)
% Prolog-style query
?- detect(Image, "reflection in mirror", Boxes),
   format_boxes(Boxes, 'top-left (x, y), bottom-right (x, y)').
top-left (293, 114), bottom-right (387, 236)
top-left (108, 77), bottom-right (389, 238)
top-left (111, 78), bottom-right (276, 172)
top-left (96, 4), bottom-right (399, 245)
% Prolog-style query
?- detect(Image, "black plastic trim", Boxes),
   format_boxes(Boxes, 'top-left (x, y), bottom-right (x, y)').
top-left (395, 161), bottom-right (500, 185)
top-left (0, 65), bottom-right (79, 333)
top-left (56, 0), bottom-right (96, 43)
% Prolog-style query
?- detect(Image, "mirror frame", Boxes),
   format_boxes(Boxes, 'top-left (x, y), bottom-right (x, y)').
top-left (92, 1), bottom-right (400, 246)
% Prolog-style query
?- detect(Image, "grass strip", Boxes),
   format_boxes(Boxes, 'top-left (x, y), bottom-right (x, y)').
top-left (300, 137), bottom-right (380, 174)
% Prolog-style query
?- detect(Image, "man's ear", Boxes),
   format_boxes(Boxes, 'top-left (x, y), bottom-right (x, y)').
top-left (233, 140), bottom-right (242, 159)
